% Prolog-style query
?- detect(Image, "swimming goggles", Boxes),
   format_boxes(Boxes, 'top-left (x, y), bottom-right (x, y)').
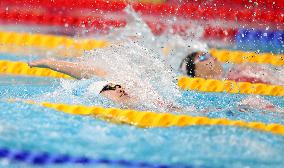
top-left (100, 84), bottom-right (122, 93)
top-left (195, 53), bottom-right (211, 63)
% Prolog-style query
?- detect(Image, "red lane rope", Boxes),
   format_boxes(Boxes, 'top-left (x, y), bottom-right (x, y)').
top-left (224, 0), bottom-right (284, 9)
top-left (1, 0), bottom-right (283, 24)
top-left (0, 9), bottom-right (238, 40)
top-left (132, 3), bottom-right (283, 24)
top-left (0, 0), bottom-right (126, 12)
top-left (203, 27), bottom-right (237, 40)
top-left (167, 0), bottom-right (284, 10)
top-left (0, 11), bottom-right (127, 30)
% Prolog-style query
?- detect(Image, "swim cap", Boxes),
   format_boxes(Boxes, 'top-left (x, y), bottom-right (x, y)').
top-left (87, 81), bottom-right (110, 95)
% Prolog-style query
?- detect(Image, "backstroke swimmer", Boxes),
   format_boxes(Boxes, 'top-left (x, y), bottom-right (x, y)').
top-left (179, 52), bottom-right (284, 86)
top-left (28, 44), bottom-right (186, 112)
top-left (28, 44), bottom-right (283, 113)
top-left (179, 51), bottom-right (283, 112)
top-left (28, 58), bottom-right (133, 105)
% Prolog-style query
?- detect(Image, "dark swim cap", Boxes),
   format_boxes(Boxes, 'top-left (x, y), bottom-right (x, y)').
top-left (180, 52), bottom-right (199, 77)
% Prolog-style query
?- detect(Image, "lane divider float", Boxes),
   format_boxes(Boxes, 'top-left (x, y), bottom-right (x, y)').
top-left (210, 48), bottom-right (284, 66)
top-left (178, 76), bottom-right (284, 97)
top-left (24, 101), bottom-right (284, 136)
top-left (0, 31), bottom-right (108, 51)
top-left (2, 0), bottom-right (283, 24)
top-left (0, 10), bottom-right (127, 30)
top-left (0, 31), bottom-right (283, 65)
top-left (0, 147), bottom-right (191, 167)
top-left (0, 9), bottom-right (238, 39)
top-left (236, 29), bottom-right (284, 54)
top-left (0, 60), bottom-right (71, 79)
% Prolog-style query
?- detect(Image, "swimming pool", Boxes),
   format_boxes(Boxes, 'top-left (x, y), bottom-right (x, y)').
top-left (0, 9), bottom-right (284, 167)
top-left (1, 65), bottom-right (284, 167)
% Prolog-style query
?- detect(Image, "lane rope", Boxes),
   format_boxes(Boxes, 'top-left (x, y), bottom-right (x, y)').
top-left (0, 60), bottom-right (72, 79)
top-left (0, 147), bottom-right (198, 168)
top-left (2, 0), bottom-right (283, 24)
top-left (178, 76), bottom-right (284, 97)
top-left (0, 31), bottom-right (108, 51)
top-left (236, 29), bottom-right (284, 54)
top-left (0, 10), bottom-right (127, 30)
top-left (19, 101), bottom-right (284, 136)
top-left (210, 49), bottom-right (284, 66)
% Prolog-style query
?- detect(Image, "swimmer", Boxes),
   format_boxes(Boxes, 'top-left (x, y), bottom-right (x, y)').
top-left (180, 52), bottom-right (284, 86)
top-left (179, 52), bottom-right (283, 112)
top-left (28, 58), bottom-right (181, 111)
top-left (28, 58), bottom-right (133, 104)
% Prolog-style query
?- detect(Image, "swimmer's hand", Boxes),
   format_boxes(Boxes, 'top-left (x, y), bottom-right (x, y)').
top-left (155, 100), bottom-right (185, 112)
top-left (239, 96), bottom-right (275, 110)
top-left (238, 96), bottom-right (283, 113)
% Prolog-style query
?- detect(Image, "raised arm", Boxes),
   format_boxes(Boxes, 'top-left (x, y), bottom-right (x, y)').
top-left (28, 59), bottom-right (108, 79)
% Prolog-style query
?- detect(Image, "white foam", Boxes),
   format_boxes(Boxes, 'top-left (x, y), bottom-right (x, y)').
top-left (83, 42), bottom-right (182, 112)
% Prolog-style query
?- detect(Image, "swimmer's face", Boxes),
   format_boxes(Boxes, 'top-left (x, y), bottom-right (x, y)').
top-left (194, 52), bottom-right (223, 79)
top-left (100, 84), bottom-right (130, 104)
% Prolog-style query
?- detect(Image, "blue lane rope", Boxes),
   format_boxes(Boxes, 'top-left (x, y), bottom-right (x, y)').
top-left (236, 29), bottom-right (284, 54)
top-left (0, 147), bottom-right (206, 168)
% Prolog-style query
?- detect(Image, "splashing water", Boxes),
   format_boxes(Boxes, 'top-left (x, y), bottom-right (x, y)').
top-left (40, 6), bottom-right (206, 112)
top-left (81, 42), bottom-right (182, 112)
top-left (105, 6), bottom-right (157, 51)
top-left (32, 42), bottom-right (184, 112)
top-left (104, 5), bottom-right (209, 71)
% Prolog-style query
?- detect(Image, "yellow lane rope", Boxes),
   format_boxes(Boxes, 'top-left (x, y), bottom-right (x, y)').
top-left (1, 60), bottom-right (283, 96)
top-left (0, 31), bottom-right (283, 65)
top-left (26, 101), bottom-right (283, 136)
top-left (0, 31), bottom-right (108, 51)
top-left (210, 49), bottom-right (284, 66)
top-left (178, 76), bottom-right (284, 97)
top-left (0, 60), bottom-right (72, 79)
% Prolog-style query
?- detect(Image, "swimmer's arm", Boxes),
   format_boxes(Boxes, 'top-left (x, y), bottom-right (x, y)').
top-left (155, 99), bottom-right (184, 112)
top-left (29, 59), bottom-right (108, 79)
top-left (238, 96), bottom-right (284, 113)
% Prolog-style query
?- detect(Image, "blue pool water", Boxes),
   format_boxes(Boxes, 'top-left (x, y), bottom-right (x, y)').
top-left (1, 51), bottom-right (284, 167)
top-left (1, 75), bottom-right (284, 168)
top-left (1, 74), bottom-right (284, 125)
